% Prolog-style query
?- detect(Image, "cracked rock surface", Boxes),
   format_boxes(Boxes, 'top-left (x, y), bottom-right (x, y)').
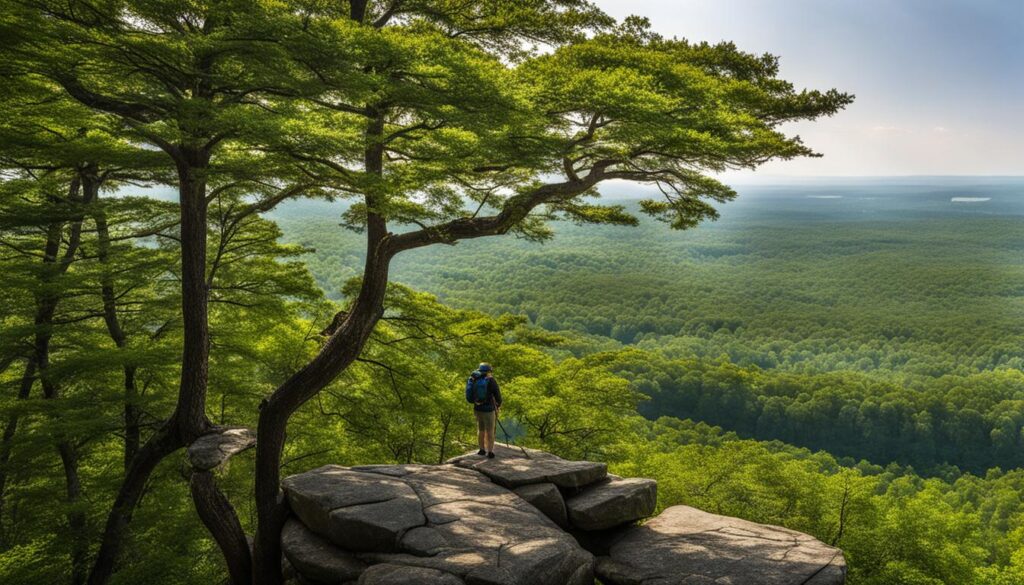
top-left (595, 505), bottom-right (846, 585)
top-left (283, 466), bottom-right (425, 552)
top-left (281, 450), bottom-right (845, 585)
top-left (281, 519), bottom-right (365, 583)
top-left (448, 445), bottom-right (607, 489)
top-left (282, 463), bottom-right (593, 585)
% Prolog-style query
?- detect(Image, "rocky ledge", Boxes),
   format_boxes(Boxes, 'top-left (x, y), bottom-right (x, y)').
top-left (281, 445), bottom-right (845, 585)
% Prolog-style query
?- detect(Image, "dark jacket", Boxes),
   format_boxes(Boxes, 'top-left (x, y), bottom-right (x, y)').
top-left (473, 377), bottom-right (502, 412)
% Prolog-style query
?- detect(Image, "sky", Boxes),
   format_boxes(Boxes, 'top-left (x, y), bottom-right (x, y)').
top-left (593, 0), bottom-right (1024, 179)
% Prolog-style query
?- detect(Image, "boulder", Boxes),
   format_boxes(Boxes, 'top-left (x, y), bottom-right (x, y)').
top-left (565, 476), bottom-right (657, 530)
top-left (187, 427), bottom-right (255, 471)
top-left (448, 445), bottom-right (606, 489)
top-left (595, 505), bottom-right (846, 585)
top-left (281, 450), bottom-right (845, 585)
top-left (513, 482), bottom-right (568, 528)
top-left (281, 519), bottom-right (366, 584)
top-left (281, 463), bottom-right (594, 585)
top-left (282, 466), bottom-right (425, 552)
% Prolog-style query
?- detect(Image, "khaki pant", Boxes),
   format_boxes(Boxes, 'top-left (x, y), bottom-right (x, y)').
top-left (474, 410), bottom-right (496, 435)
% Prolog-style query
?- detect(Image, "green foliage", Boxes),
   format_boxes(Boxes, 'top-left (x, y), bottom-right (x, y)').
top-left (604, 418), bottom-right (1004, 585)
top-left (504, 356), bottom-right (644, 460)
top-left (260, 185), bottom-right (1024, 584)
top-left (273, 189), bottom-right (1024, 475)
top-left (0, 169), bottom-right (324, 584)
top-left (600, 349), bottom-right (1024, 474)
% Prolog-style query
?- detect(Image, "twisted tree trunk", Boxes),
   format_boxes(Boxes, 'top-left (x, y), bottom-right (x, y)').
top-left (87, 425), bottom-right (181, 585)
top-left (191, 470), bottom-right (252, 585)
top-left (252, 233), bottom-right (392, 585)
top-left (252, 113), bottom-right (392, 585)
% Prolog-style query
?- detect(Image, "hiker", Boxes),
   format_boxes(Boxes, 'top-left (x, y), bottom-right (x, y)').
top-left (465, 362), bottom-right (502, 458)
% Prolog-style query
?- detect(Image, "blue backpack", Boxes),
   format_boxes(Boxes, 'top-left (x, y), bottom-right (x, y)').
top-left (465, 371), bottom-right (489, 405)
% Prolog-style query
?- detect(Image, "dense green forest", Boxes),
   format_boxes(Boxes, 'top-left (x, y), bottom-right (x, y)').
top-left (275, 184), bottom-right (1024, 377)
top-left (9, 274), bottom-right (1024, 585)
top-left (275, 185), bottom-right (1024, 476)
top-left (1, 0), bottom-right (1021, 584)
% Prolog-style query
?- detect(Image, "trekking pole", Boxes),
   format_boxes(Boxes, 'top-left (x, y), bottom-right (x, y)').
top-left (495, 411), bottom-right (530, 459)
top-left (496, 414), bottom-right (511, 445)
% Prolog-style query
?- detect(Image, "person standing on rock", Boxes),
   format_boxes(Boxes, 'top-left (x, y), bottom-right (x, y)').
top-left (466, 362), bottom-right (502, 458)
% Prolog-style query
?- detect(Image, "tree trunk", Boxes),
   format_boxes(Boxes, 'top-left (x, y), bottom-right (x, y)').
top-left (252, 247), bottom-right (391, 585)
top-left (33, 173), bottom-right (92, 584)
top-left (251, 113), bottom-right (392, 585)
top-left (171, 150), bottom-right (213, 443)
top-left (88, 151), bottom-right (213, 585)
top-left (174, 147), bottom-right (256, 582)
top-left (122, 367), bottom-right (140, 469)
top-left (86, 424), bottom-right (182, 585)
top-left (190, 471), bottom-right (252, 585)
top-left (437, 413), bottom-right (452, 465)
top-left (92, 191), bottom-right (141, 468)
top-left (58, 442), bottom-right (88, 585)
top-left (0, 358), bottom-right (36, 546)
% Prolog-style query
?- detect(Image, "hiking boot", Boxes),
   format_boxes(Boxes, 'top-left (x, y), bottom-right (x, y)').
top-left (477, 449), bottom-right (487, 456)
top-left (487, 451), bottom-right (495, 459)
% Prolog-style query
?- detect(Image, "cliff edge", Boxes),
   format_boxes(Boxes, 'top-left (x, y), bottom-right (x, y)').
top-left (280, 445), bottom-right (845, 585)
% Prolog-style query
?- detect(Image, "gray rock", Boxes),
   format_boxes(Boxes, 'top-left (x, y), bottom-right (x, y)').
top-left (281, 519), bottom-right (367, 584)
top-left (448, 445), bottom-right (606, 489)
top-left (282, 463), bottom-right (594, 585)
top-left (187, 427), bottom-right (256, 471)
top-left (363, 492), bottom-right (592, 584)
top-left (399, 526), bottom-right (448, 556)
top-left (595, 505), bottom-right (846, 585)
top-left (513, 483), bottom-right (568, 528)
top-left (330, 498), bottom-right (426, 552)
top-left (566, 476), bottom-right (657, 530)
top-left (358, 563), bottom-right (464, 585)
top-left (282, 466), bottom-right (425, 551)
top-left (282, 451), bottom-right (846, 585)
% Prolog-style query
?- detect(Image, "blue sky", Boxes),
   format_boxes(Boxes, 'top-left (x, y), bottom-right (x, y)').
top-left (595, 0), bottom-right (1024, 178)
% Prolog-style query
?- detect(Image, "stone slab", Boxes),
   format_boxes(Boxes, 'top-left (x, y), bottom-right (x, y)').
top-left (282, 463), bottom-right (594, 585)
top-left (281, 519), bottom-right (366, 584)
top-left (187, 427), bottom-right (256, 471)
top-left (282, 466), bottom-right (425, 552)
top-left (448, 445), bottom-right (606, 489)
top-left (566, 476), bottom-right (657, 530)
top-left (596, 505), bottom-right (846, 585)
